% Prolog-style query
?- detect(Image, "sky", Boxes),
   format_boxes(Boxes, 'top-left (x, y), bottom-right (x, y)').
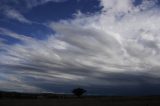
top-left (0, 0), bottom-right (160, 96)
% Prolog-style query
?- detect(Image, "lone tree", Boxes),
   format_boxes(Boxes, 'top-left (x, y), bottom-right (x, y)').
top-left (72, 88), bottom-right (86, 97)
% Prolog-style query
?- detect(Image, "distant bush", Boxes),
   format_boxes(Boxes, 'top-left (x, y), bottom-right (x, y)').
top-left (72, 88), bottom-right (86, 97)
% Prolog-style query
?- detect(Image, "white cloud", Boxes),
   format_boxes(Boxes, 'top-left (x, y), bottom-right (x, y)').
top-left (0, 27), bottom-right (35, 43)
top-left (100, 0), bottom-right (134, 13)
top-left (1, 0), bottom-right (160, 93)
top-left (4, 9), bottom-right (32, 24)
top-left (0, 0), bottom-right (68, 24)
top-left (25, 0), bottom-right (67, 8)
top-left (0, 0), bottom-right (67, 9)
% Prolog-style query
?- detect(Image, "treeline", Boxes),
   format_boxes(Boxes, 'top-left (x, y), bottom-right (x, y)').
top-left (0, 91), bottom-right (74, 99)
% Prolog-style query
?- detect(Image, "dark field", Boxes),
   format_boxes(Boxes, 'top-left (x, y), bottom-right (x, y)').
top-left (1, 96), bottom-right (160, 106)
top-left (0, 97), bottom-right (160, 106)
top-left (0, 92), bottom-right (160, 106)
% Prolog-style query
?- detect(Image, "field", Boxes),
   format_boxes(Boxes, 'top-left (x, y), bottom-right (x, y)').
top-left (0, 96), bottom-right (160, 106)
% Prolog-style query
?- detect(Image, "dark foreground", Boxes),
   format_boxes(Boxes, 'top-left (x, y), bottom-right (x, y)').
top-left (0, 92), bottom-right (160, 106)
top-left (1, 96), bottom-right (160, 106)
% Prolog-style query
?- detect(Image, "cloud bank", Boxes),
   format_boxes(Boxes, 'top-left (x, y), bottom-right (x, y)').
top-left (0, 0), bottom-right (160, 95)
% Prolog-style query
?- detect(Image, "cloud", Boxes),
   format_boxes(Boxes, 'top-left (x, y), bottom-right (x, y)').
top-left (24, 0), bottom-right (68, 8)
top-left (3, 9), bottom-right (32, 24)
top-left (0, 0), bottom-right (160, 94)
top-left (0, 0), bottom-right (67, 10)
top-left (0, 27), bottom-right (34, 42)
top-left (0, 0), bottom-right (68, 24)
top-left (0, 70), bottom-right (45, 93)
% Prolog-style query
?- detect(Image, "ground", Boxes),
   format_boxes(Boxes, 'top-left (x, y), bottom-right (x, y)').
top-left (0, 96), bottom-right (160, 106)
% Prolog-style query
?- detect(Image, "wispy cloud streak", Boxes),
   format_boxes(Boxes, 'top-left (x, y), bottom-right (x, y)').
top-left (4, 9), bottom-right (32, 24)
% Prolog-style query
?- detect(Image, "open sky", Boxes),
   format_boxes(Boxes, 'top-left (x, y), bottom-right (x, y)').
top-left (0, 0), bottom-right (160, 95)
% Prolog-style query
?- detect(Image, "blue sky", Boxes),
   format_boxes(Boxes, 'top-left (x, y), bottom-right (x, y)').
top-left (0, 0), bottom-right (101, 41)
top-left (0, 0), bottom-right (160, 95)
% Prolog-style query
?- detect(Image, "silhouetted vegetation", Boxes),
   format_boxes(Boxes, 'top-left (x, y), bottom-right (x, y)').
top-left (0, 91), bottom-right (160, 106)
top-left (0, 91), bottom-right (73, 99)
top-left (72, 88), bottom-right (86, 97)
